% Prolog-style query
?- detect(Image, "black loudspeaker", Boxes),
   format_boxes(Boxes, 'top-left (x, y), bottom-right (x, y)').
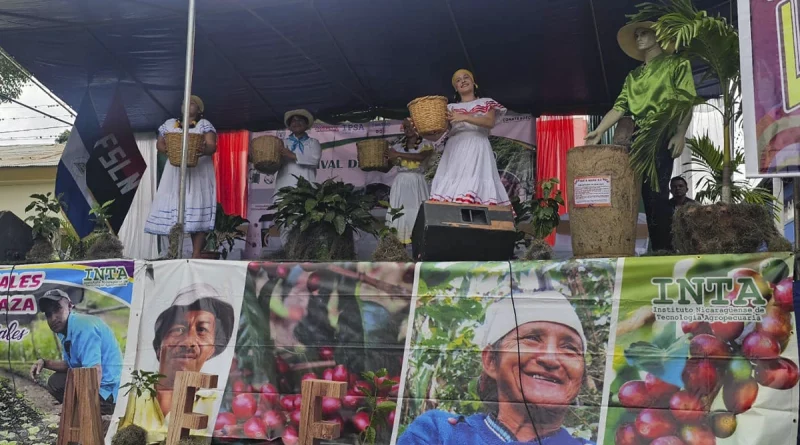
top-left (411, 202), bottom-right (516, 261)
top-left (0, 211), bottom-right (34, 262)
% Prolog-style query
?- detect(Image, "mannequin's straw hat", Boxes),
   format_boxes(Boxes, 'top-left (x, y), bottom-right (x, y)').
top-left (618, 21), bottom-right (675, 61)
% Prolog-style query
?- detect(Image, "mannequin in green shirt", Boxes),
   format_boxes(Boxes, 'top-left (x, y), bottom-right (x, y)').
top-left (585, 21), bottom-right (696, 251)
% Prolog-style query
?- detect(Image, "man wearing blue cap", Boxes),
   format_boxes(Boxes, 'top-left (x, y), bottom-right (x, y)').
top-left (29, 289), bottom-right (122, 415)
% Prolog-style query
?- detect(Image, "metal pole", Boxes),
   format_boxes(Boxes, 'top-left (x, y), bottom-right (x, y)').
top-left (176, 0), bottom-right (197, 259)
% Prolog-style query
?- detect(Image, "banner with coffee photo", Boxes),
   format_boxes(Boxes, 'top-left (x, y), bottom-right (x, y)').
top-left (604, 253), bottom-right (797, 445)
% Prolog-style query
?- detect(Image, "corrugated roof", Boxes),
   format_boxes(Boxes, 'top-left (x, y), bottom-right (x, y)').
top-left (0, 144), bottom-right (64, 168)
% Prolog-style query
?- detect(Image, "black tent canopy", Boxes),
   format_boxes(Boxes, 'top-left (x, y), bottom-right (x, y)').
top-left (0, 0), bottom-right (733, 132)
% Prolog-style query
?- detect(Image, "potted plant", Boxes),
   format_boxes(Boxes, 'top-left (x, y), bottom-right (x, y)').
top-left (202, 205), bottom-right (248, 260)
top-left (630, 0), bottom-right (789, 253)
top-left (513, 178), bottom-right (564, 260)
top-left (372, 205), bottom-right (412, 262)
top-left (24, 192), bottom-right (63, 262)
top-left (85, 200), bottom-right (125, 259)
top-left (270, 177), bottom-right (378, 261)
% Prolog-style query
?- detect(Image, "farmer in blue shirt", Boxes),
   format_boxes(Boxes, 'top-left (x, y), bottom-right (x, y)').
top-left (29, 289), bottom-right (123, 415)
top-left (398, 291), bottom-right (595, 445)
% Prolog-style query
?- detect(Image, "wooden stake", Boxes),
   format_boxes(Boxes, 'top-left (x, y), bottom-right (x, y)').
top-left (165, 371), bottom-right (218, 445)
top-left (57, 368), bottom-right (103, 445)
top-left (299, 379), bottom-right (347, 445)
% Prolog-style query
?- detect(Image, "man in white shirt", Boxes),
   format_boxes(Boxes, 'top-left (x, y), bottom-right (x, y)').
top-left (273, 109), bottom-right (322, 245)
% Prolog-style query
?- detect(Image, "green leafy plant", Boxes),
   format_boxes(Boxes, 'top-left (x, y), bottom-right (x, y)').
top-left (531, 178), bottom-right (564, 239)
top-left (120, 370), bottom-right (164, 399)
top-left (89, 199), bottom-right (114, 231)
top-left (24, 192), bottom-right (62, 242)
top-left (356, 369), bottom-right (397, 445)
top-left (205, 205), bottom-right (248, 259)
top-left (270, 176), bottom-right (377, 236)
top-left (0, 47), bottom-right (28, 104)
top-left (684, 135), bottom-right (778, 211)
top-left (55, 129), bottom-right (71, 144)
top-left (377, 202), bottom-right (405, 238)
top-left (630, 0), bottom-right (740, 201)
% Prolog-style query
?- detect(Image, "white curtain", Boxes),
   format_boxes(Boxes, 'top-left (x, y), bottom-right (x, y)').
top-left (119, 132), bottom-right (159, 259)
top-left (674, 98), bottom-right (725, 197)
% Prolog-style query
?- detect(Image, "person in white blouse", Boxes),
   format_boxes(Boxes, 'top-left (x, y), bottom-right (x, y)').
top-left (144, 95), bottom-right (217, 258)
top-left (273, 109), bottom-right (322, 245)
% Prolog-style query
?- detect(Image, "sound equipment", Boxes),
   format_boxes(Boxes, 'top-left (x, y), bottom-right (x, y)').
top-left (0, 211), bottom-right (34, 262)
top-left (411, 202), bottom-right (516, 261)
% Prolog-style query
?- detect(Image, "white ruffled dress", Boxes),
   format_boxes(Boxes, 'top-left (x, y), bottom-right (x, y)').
top-left (387, 141), bottom-right (433, 244)
top-left (429, 98), bottom-right (510, 206)
top-left (144, 118), bottom-right (217, 235)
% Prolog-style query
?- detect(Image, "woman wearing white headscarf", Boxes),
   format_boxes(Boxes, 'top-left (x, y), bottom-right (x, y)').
top-left (399, 291), bottom-right (594, 445)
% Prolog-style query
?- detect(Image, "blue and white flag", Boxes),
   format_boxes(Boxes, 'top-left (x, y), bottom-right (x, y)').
top-left (55, 91), bottom-right (102, 238)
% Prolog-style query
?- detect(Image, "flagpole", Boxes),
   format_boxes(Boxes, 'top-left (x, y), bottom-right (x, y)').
top-left (177, 0), bottom-right (197, 259)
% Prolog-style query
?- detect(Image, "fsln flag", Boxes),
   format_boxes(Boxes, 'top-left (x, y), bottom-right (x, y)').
top-left (86, 89), bottom-right (146, 234)
top-left (55, 90), bottom-right (102, 238)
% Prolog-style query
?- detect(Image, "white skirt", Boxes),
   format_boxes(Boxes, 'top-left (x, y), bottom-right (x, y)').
top-left (429, 131), bottom-right (510, 206)
top-left (144, 157), bottom-right (216, 235)
top-left (387, 171), bottom-right (429, 244)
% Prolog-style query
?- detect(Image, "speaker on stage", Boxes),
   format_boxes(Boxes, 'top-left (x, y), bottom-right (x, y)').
top-left (411, 202), bottom-right (516, 261)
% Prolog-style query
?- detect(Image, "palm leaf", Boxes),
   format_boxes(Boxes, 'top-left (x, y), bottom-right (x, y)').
top-left (629, 91), bottom-right (703, 190)
top-left (684, 135), bottom-right (779, 215)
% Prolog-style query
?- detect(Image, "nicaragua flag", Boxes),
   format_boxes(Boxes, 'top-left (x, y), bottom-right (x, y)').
top-left (56, 88), bottom-right (146, 237)
top-left (56, 91), bottom-right (102, 238)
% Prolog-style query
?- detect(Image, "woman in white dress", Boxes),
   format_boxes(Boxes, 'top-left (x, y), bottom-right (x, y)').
top-left (386, 118), bottom-right (434, 244)
top-left (144, 95), bottom-right (217, 258)
top-left (421, 69), bottom-right (510, 207)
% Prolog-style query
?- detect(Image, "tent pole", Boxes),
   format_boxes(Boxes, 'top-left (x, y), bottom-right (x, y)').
top-left (177, 0), bottom-right (197, 259)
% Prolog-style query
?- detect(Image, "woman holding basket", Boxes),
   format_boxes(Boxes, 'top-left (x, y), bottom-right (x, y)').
top-left (386, 118), bottom-right (434, 244)
top-left (144, 95), bottom-right (217, 258)
top-left (415, 69), bottom-right (510, 207)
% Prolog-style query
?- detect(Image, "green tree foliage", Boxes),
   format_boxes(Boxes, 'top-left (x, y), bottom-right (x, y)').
top-left (0, 47), bottom-right (28, 103)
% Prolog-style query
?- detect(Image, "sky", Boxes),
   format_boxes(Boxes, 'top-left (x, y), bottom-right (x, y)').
top-left (0, 83), bottom-right (75, 146)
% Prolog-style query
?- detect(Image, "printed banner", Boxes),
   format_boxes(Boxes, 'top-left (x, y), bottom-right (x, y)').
top-left (108, 260), bottom-right (248, 443)
top-left (106, 260), bottom-right (415, 444)
top-left (17, 254), bottom-right (780, 445)
top-left (0, 261), bottom-right (134, 444)
top-left (244, 117), bottom-right (535, 259)
top-left (604, 254), bottom-right (798, 445)
top-left (741, 0), bottom-right (800, 176)
top-left (395, 260), bottom-right (616, 445)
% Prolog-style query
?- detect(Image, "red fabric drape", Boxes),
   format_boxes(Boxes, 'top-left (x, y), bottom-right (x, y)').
top-left (214, 130), bottom-right (250, 218)
top-left (535, 116), bottom-right (575, 245)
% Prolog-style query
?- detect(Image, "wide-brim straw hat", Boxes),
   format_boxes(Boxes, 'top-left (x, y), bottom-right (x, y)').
top-left (617, 21), bottom-right (675, 61)
top-left (284, 109), bottom-right (315, 127)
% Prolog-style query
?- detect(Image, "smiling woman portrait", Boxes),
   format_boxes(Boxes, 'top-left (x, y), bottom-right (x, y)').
top-left (398, 291), bottom-right (595, 445)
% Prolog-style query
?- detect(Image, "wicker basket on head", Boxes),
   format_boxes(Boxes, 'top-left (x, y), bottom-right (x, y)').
top-left (166, 133), bottom-right (203, 167)
top-left (357, 139), bottom-right (389, 172)
top-left (408, 96), bottom-right (448, 135)
top-left (251, 135), bottom-right (284, 174)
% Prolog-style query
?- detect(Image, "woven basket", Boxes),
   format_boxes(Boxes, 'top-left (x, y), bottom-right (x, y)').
top-left (408, 96), bottom-right (448, 135)
top-left (166, 133), bottom-right (203, 168)
top-left (251, 135), bottom-right (283, 174)
top-left (357, 139), bottom-right (389, 172)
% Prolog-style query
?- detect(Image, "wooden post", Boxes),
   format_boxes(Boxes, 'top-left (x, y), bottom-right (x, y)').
top-left (298, 379), bottom-right (347, 445)
top-left (165, 371), bottom-right (218, 445)
top-left (57, 368), bottom-right (103, 445)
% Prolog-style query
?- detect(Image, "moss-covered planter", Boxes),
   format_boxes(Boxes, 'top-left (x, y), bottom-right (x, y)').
top-left (372, 234), bottom-right (412, 262)
top-left (672, 203), bottom-right (791, 254)
top-left (285, 225), bottom-right (356, 261)
top-left (25, 236), bottom-right (56, 263)
top-left (85, 230), bottom-right (125, 259)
